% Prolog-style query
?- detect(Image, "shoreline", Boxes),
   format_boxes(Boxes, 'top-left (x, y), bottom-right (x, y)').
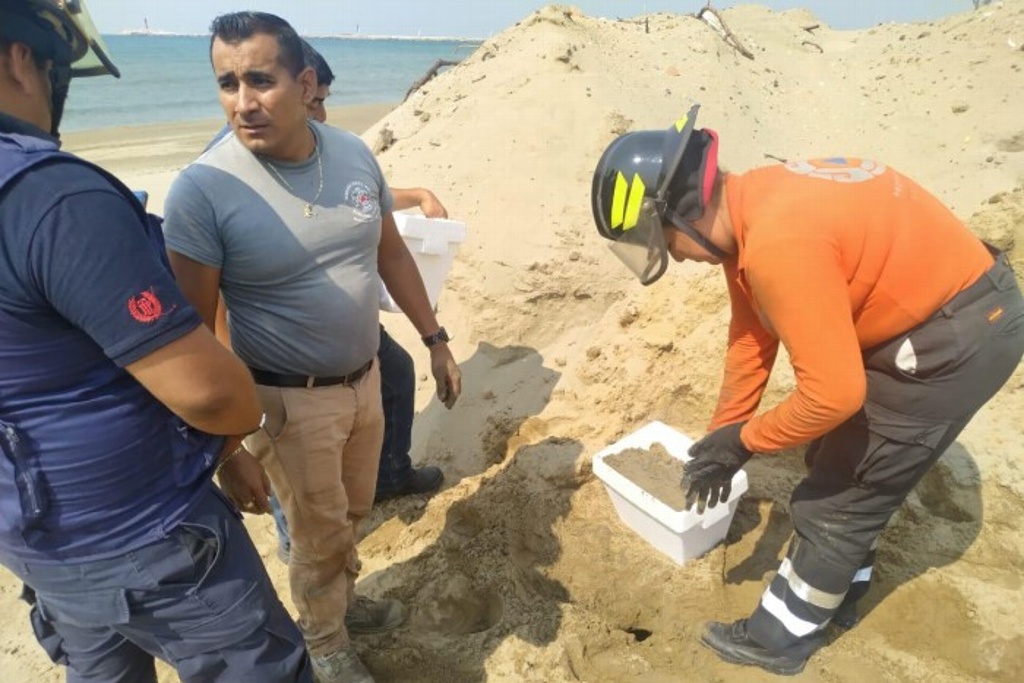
top-left (63, 101), bottom-right (396, 146)
top-left (112, 31), bottom-right (484, 43)
top-left (61, 102), bottom-right (397, 180)
top-left (60, 101), bottom-right (397, 213)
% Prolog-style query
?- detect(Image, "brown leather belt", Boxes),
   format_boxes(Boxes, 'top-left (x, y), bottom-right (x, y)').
top-left (248, 360), bottom-right (373, 388)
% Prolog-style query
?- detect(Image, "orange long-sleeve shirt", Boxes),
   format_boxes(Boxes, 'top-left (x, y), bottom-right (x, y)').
top-left (710, 158), bottom-right (993, 453)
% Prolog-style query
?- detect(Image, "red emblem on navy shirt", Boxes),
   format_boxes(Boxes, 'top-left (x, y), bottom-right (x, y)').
top-left (128, 288), bottom-right (164, 324)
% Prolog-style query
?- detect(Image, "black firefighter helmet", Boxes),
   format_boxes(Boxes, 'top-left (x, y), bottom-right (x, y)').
top-left (591, 103), bottom-right (722, 285)
top-left (0, 0), bottom-right (119, 135)
top-left (0, 0), bottom-right (118, 76)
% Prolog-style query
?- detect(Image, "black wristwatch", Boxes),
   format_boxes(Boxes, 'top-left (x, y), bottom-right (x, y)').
top-left (422, 326), bottom-right (450, 348)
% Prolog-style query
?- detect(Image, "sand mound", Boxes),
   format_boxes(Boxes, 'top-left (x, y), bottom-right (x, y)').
top-left (350, 3), bottom-right (1024, 681)
top-left (2, 3), bottom-right (1022, 682)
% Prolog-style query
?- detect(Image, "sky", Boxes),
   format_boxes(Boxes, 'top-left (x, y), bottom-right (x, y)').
top-left (89, 1), bottom-right (976, 38)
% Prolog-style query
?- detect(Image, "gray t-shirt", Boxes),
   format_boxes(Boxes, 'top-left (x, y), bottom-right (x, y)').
top-left (163, 122), bottom-right (393, 376)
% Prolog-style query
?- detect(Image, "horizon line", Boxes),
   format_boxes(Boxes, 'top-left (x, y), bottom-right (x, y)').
top-left (112, 30), bottom-right (485, 42)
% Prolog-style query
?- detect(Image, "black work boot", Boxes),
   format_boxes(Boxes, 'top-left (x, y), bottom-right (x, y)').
top-left (832, 600), bottom-right (860, 630)
top-left (700, 619), bottom-right (808, 676)
top-left (374, 465), bottom-right (444, 502)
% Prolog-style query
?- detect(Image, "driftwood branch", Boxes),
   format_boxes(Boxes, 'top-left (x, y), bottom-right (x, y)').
top-left (404, 59), bottom-right (458, 101)
top-left (695, 4), bottom-right (754, 60)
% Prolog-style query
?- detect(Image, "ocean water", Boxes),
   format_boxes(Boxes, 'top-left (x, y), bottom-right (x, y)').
top-left (61, 35), bottom-right (479, 133)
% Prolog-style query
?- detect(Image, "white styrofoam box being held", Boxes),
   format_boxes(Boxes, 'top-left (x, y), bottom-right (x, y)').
top-left (379, 213), bottom-right (467, 313)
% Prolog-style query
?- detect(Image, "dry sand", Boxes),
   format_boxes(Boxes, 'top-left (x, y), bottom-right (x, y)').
top-left (2, 2), bottom-right (1023, 682)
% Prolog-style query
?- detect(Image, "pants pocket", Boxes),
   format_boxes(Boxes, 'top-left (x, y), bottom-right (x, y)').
top-left (890, 316), bottom-right (962, 380)
top-left (146, 521), bottom-right (275, 662)
top-left (143, 519), bottom-right (232, 605)
top-left (28, 600), bottom-right (69, 665)
top-left (34, 586), bottom-right (131, 629)
top-left (30, 587), bottom-right (157, 682)
top-left (856, 403), bottom-right (949, 491)
top-left (247, 387), bottom-right (291, 467)
top-left (256, 386), bottom-right (292, 442)
top-left (175, 522), bottom-right (222, 589)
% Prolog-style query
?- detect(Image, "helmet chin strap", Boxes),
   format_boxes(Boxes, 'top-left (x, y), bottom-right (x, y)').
top-left (666, 211), bottom-right (730, 261)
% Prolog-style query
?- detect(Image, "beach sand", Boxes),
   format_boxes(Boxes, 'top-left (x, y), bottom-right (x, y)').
top-left (2, 3), bottom-right (1023, 682)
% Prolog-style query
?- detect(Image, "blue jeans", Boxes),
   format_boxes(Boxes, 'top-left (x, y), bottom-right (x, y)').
top-left (11, 485), bottom-right (312, 682)
top-left (271, 325), bottom-right (416, 553)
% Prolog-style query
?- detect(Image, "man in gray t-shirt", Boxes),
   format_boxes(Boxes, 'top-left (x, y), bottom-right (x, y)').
top-left (163, 12), bottom-right (461, 683)
top-left (169, 121), bottom-right (384, 377)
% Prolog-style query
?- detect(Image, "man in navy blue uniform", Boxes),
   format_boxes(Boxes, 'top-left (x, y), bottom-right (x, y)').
top-left (0, 1), bottom-right (310, 680)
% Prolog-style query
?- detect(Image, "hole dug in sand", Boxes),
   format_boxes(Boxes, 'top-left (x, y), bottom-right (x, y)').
top-left (625, 626), bottom-right (653, 642)
top-left (418, 573), bottom-right (504, 636)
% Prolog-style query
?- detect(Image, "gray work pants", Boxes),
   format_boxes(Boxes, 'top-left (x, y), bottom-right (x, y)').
top-left (747, 251), bottom-right (1024, 659)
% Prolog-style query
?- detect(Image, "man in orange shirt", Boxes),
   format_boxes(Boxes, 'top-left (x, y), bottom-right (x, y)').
top-left (591, 105), bottom-right (1024, 675)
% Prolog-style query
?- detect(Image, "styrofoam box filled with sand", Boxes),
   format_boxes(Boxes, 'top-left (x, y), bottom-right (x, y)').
top-left (592, 421), bottom-right (748, 565)
top-left (379, 213), bottom-right (467, 313)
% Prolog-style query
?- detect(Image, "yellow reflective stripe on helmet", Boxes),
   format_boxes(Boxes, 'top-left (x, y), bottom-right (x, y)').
top-left (610, 172), bottom-right (628, 229)
top-left (674, 112), bottom-right (689, 133)
top-left (610, 172), bottom-right (648, 231)
top-left (623, 173), bottom-right (646, 230)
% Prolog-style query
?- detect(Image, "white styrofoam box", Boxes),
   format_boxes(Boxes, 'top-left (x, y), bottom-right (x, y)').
top-left (379, 213), bottom-right (467, 313)
top-left (591, 421), bottom-right (748, 565)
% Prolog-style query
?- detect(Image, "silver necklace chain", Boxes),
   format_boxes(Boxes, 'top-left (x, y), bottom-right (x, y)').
top-left (261, 136), bottom-right (324, 218)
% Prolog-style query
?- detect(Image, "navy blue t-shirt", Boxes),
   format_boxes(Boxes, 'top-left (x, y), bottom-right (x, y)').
top-left (0, 161), bottom-right (200, 364)
top-left (0, 123), bottom-right (217, 563)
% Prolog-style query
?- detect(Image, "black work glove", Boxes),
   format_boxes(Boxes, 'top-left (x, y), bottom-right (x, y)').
top-left (682, 422), bottom-right (753, 512)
